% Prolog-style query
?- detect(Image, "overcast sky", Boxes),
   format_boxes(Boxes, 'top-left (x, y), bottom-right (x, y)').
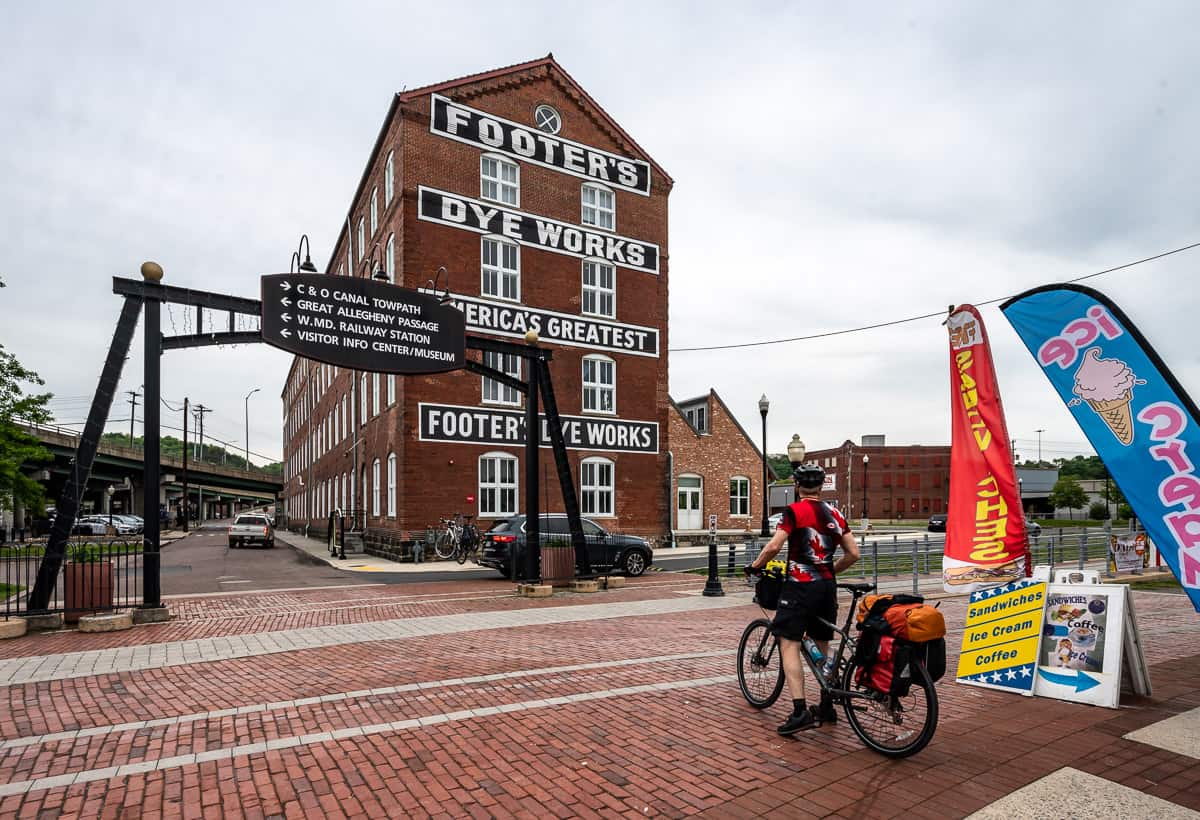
top-left (2, 2), bottom-right (1198, 466)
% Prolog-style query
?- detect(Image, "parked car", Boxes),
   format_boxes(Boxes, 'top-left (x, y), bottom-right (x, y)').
top-left (767, 511), bottom-right (784, 531)
top-left (228, 514), bottom-right (275, 548)
top-left (79, 515), bottom-right (138, 536)
top-left (927, 513), bottom-right (947, 533)
top-left (112, 515), bottom-right (143, 534)
top-left (71, 518), bottom-right (108, 535)
top-left (480, 514), bottom-right (654, 578)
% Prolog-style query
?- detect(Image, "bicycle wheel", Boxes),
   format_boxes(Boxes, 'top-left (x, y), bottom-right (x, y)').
top-left (841, 656), bottom-right (938, 758)
top-left (737, 619), bottom-right (785, 709)
top-left (434, 530), bottom-right (456, 560)
top-left (456, 541), bottom-right (468, 564)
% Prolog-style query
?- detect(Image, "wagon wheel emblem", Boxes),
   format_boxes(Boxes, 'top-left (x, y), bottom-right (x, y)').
top-left (534, 105), bottom-right (561, 134)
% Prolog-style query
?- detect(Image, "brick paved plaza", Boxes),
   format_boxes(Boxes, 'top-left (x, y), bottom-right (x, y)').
top-left (0, 573), bottom-right (1197, 818)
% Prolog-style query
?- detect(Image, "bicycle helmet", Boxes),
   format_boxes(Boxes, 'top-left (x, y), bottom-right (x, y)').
top-left (791, 462), bottom-right (826, 490)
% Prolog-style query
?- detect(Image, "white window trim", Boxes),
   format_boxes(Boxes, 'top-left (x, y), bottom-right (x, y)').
top-left (387, 374), bottom-right (396, 406)
top-left (370, 187), bottom-right (379, 236)
top-left (372, 373), bottom-right (380, 416)
top-left (480, 152), bottom-right (520, 207)
top-left (580, 457), bottom-right (615, 518)
top-left (384, 151), bottom-right (395, 206)
top-left (357, 217), bottom-right (366, 261)
top-left (385, 234), bottom-right (395, 284)
top-left (481, 351), bottom-right (523, 408)
top-left (478, 451), bottom-right (519, 518)
top-left (581, 182), bottom-right (616, 232)
top-left (480, 235), bottom-right (521, 303)
top-left (581, 354), bottom-right (617, 416)
top-left (581, 258), bottom-right (616, 320)
top-left (386, 453), bottom-right (397, 518)
top-left (371, 458), bottom-right (381, 517)
top-left (360, 374), bottom-right (368, 424)
top-left (729, 476), bottom-right (751, 518)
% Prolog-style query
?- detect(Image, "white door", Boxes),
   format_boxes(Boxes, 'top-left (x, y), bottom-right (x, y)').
top-left (677, 475), bottom-right (702, 530)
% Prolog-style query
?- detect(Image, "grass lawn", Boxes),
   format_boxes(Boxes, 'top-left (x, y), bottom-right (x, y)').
top-left (0, 583), bottom-right (24, 599)
top-left (1107, 573), bottom-right (1183, 592)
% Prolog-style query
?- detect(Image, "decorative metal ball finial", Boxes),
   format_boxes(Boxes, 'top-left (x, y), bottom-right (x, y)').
top-left (524, 330), bottom-right (539, 345)
top-left (141, 261), bottom-right (164, 282)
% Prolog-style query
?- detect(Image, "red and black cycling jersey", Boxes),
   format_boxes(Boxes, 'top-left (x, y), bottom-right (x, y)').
top-left (776, 498), bottom-right (849, 582)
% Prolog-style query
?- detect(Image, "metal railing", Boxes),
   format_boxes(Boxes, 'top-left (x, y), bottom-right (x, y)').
top-left (2, 538), bottom-right (144, 620)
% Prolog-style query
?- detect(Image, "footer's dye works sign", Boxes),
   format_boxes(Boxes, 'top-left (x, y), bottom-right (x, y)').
top-left (956, 578), bottom-right (1047, 695)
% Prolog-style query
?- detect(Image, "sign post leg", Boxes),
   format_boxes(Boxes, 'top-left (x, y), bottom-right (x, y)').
top-left (524, 358), bottom-right (540, 583)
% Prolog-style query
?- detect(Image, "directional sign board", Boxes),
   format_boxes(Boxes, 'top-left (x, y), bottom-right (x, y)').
top-left (261, 274), bottom-right (465, 374)
top-left (956, 578), bottom-right (1047, 695)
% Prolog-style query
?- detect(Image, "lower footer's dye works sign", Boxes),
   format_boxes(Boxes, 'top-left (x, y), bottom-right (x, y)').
top-left (956, 578), bottom-right (1047, 695)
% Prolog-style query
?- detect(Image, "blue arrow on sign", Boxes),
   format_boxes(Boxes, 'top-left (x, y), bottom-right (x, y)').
top-left (1039, 668), bottom-right (1101, 692)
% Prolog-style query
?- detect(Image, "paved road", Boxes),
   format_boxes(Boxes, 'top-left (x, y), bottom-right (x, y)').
top-left (162, 525), bottom-right (380, 595)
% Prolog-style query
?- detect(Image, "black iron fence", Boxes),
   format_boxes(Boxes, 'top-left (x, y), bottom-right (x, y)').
top-left (2, 539), bottom-right (144, 620)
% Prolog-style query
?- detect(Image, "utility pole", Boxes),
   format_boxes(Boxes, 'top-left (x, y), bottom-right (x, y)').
top-left (126, 390), bottom-right (141, 446)
top-left (182, 397), bottom-right (189, 533)
top-left (1035, 429), bottom-right (1045, 465)
top-left (194, 404), bottom-right (212, 522)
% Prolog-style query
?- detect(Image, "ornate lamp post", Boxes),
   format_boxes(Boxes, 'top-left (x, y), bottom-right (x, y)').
top-left (787, 435), bottom-right (806, 470)
top-left (758, 394), bottom-right (770, 537)
top-left (106, 484), bottom-right (115, 533)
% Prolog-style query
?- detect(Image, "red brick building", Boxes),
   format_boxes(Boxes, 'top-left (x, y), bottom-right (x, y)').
top-left (280, 56), bottom-right (672, 544)
top-left (805, 437), bottom-right (951, 522)
top-left (670, 391), bottom-right (767, 536)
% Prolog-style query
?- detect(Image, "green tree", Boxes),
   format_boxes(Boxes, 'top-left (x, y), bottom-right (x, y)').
top-left (1047, 476), bottom-right (1088, 520)
top-left (1054, 455), bottom-right (1106, 480)
top-left (766, 454), bottom-right (790, 481)
top-left (0, 345), bottom-right (53, 516)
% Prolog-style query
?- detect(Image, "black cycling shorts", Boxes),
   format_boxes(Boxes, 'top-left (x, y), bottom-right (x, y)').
top-left (771, 579), bottom-right (837, 642)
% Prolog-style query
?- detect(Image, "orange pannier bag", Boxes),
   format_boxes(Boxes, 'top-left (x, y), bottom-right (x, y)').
top-left (856, 593), bottom-right (946, 643)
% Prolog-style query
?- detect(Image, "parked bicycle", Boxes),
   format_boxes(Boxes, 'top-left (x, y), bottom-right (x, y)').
top-left (433, 513), bottom-right (479, 562)
top-left (737, 569), bottom-right (939, 758)
top-left (454, 516), bottom-right (481, 565)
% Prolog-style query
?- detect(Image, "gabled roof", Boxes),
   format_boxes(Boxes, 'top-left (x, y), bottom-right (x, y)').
top-left (397, 54), bottom-right (672, 184)
top-left (670, 389), bottom-right (778, 477)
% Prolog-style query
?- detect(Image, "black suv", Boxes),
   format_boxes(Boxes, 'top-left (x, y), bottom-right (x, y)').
top-left (480, 514), bottom-right (654, 577)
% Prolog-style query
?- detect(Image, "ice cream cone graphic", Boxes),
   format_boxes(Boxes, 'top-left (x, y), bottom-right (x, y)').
top-left (1071, 348), bottom-right (1145, 446)
top-left (1088, 394), bottom-right (1134, 444)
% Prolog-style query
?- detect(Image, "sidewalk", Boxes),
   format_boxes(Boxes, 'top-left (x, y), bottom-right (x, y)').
top-left (0, 572), bottom-right (1195, 817)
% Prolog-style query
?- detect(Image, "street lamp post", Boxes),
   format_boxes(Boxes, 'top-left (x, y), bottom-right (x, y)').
top-left (106, 485), bottom-right (115, 534)
top-left (787, 434), bottom-right (806, 470)
top-left (758, 394), bottom-right (769, 537)
top-left (1018, 477), bottom-right (1024, 514)
top-left (861, 454), bottom-right (870, 532)
top-left (244, 387), bottom-right (261, 473)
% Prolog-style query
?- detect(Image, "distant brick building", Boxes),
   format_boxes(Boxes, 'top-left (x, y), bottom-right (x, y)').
top-left (805, 437), bottom-right (951, 522)
top-left (670, 391), bottom-right (767, 535)
top-left (280, 56), bottom-right (673, 544)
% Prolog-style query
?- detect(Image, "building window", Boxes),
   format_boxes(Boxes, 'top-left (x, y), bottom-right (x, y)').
top-left (387, 374), bottom-right (396, 406)
top-left (387, 453), bottom-right (396, 518)
top-left (372, 373), bottom-right (380, 416)
top-left (479, 452), bottom-right (518, 517)
top-left (385, 234), bottom-right (395, 283)
top-left (481, 236), bottom-right (520, 301)
top-left (341, 472), bottom-right (347, 510)
top-left (480, 154), bottom-right (519, 206)
top-left (384, 151), bottom-right (394, 206)
top-left (582, 260), bottom-right (615, 318)
top-left (730, 477), bottom-right (750, 517)
top-left (360, 374), bottom-right (368, 423)
top-left (581, 458), bottom-right (614, 516)
top-left (482, 351), bottom-right (521, 406)
top-left (371, 459), bottom-right (381, 517)
top-left (357, 217), bottom-right (366, 261)
top-left (534, 104), bottom-right (561, 134)
top-left (370, 187), bottom-right (379, 236)
top-left (582, 355), bottom-right (615, 414)
top-left (346, 241), bottom-right (352, 277)
top-left (581, 183), bottom-right (615, 231)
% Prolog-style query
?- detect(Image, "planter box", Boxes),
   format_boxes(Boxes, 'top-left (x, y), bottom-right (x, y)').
top-left (541, 545), bottom-right (575, 588)
top-left (64, 561), bottom-right (114, 623)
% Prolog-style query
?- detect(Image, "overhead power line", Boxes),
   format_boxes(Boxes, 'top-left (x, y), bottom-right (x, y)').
top-left (670, 240), bottom-right (1200, 352)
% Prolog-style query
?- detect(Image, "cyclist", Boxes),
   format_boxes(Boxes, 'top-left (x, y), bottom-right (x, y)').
top-left (745, 462), bottom-right (859, 736)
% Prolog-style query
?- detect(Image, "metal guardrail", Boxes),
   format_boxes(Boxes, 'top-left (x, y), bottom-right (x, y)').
top-left (2, 539), bottom-right (144, 620)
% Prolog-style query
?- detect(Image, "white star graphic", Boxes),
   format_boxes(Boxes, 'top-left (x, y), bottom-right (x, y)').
top-left (1006, 669), bottom-right (1017, 680)
top-left (991, 671), bottom-right (1002, 683)
top-left (1021, 666), bottom-right (1032, 678)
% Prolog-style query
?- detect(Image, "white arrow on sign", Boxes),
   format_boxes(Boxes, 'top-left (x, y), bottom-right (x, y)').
top-left (280, 297), bottom-right (292, 307)
top-left (280, 281), bottom-right (291, 291)
top-left (280, 328), bottom-right (291, 338)
top-left (280, 313), bottom-right (291, 323)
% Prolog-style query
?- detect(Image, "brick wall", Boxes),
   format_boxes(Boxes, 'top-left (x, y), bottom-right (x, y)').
top-left (806, 441), bottom-right (951, 521)
top-left (669, 391), bottom-right (766, 533)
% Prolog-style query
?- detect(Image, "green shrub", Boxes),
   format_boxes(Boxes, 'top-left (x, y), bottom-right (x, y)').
top-left (1088, 502), bottom-right (1110, 520)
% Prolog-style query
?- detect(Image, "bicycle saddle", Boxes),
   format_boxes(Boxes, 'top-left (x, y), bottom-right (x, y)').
top-left (837, 582), bottom-right (876, 593)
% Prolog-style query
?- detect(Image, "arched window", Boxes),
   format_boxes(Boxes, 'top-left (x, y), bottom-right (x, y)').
top-left (371, 459), bottom-right (380, 517)
top-left (372, 373), bottom-right (380, 416)
top-left (387, 453), bottom-right (397, 518)
top-left (582, 355), bottom-right (616, 414)
top-left (384, 151), bottom-right (395, 206)
top-left (478, 452), bottom-right (518, 517)
top-left (480, 153), bottom-right (519, 206)
top-left (385, 234), bottom-right (395, 284)
top-left (370, 186), bottom-right (379, 236)
top-left (357, 216), bottom-right (366, 261)
top-left (581, 458), bottom-right (615, 517)
top-left (729, 476), bottom-right (750, 517)
top-left (360, 374), bottom-right (368, 423)
top-left (581, 182), bottom-right (615, 231)
top-left (387, 374), bottom-right (396, 406)
top-left (481, 235), bottom-right (520, 301)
